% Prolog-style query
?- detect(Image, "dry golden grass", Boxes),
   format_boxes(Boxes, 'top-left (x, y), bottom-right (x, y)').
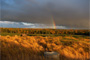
top-left (0, 35), bottom-right (90, 60)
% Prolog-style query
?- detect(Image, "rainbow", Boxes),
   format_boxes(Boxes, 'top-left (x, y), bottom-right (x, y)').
top-left (51, 16), bottom-right (56, 29)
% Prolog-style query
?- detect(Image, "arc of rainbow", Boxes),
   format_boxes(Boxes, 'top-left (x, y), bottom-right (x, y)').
top-left (51, 16), bottom-right (56, 29)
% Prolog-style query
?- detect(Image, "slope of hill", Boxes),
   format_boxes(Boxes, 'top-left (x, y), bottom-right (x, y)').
top-left (1, 35), bottom-right (90, 60)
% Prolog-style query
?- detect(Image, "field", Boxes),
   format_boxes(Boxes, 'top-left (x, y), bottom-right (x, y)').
top-left (0, 28), bottom-right (90, 60)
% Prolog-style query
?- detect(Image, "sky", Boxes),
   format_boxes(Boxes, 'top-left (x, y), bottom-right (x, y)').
top-left (0, 0), bottom-right (89, 29)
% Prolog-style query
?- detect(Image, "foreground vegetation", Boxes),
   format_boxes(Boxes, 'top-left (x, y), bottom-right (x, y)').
top-left (1, 35), bottom-right (90, 60)
top-left (0, 28), bottom-right (90, 60)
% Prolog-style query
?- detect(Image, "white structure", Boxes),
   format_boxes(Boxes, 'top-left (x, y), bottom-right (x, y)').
top-left (44, 51), bottom-right (60, 60)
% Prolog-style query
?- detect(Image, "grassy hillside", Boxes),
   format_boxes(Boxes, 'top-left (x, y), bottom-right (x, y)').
top-left (1, 35), bottom-right (90, 60)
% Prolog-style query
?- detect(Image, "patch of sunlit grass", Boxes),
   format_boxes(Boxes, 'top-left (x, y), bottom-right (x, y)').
top-left (1, 35), bottom-right (90, 60)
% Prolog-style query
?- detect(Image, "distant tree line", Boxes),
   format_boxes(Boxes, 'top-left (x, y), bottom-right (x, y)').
top-left (0, 28), bottom-right (90, 36)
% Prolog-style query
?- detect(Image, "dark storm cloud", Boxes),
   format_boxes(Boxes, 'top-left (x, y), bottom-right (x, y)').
top-left (1, 0), bottom-right (89, 29)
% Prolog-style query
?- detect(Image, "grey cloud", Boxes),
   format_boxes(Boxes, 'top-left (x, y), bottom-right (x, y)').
top-left (0, 21), bottom-right (68, 29)
top-left (1, 0), bottom-right (89, 29)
